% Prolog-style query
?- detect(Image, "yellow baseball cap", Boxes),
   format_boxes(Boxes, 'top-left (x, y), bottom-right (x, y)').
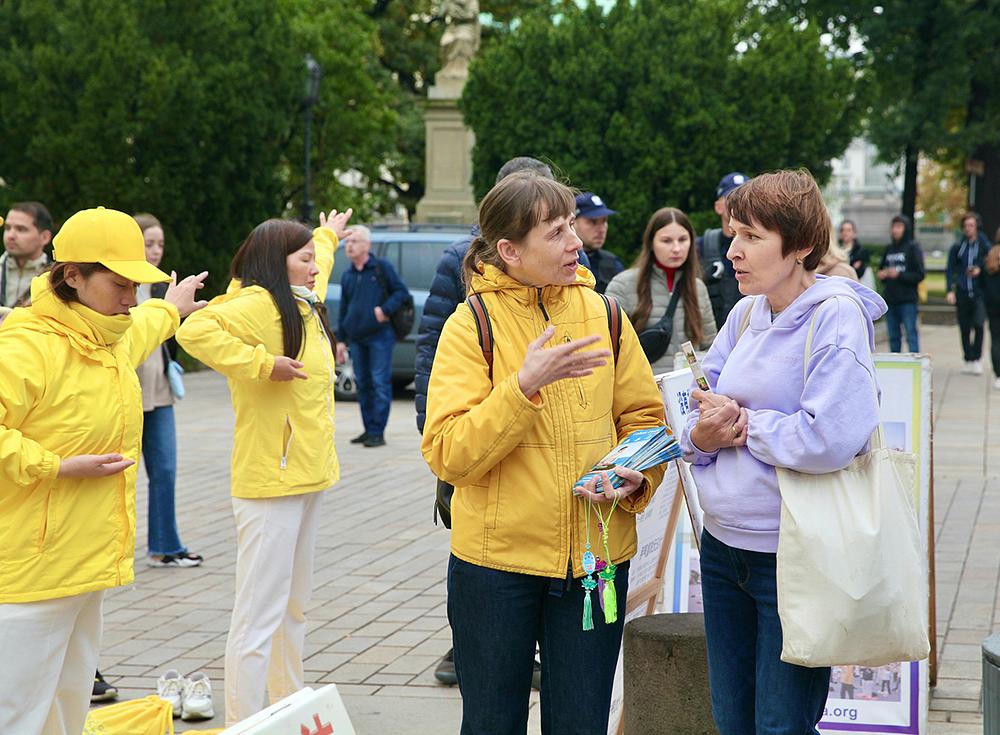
top-left (53, 206), bottom-right (170, 283)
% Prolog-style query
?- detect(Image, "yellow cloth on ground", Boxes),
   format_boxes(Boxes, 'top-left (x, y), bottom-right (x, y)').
top-left (82, 695), bottom-right (174, 734)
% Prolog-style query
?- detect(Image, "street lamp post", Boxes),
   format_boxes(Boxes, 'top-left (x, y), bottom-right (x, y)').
top-left (301, 54), bottom-right (322, 224)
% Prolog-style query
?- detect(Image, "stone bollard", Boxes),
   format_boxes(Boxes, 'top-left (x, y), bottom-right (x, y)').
top-left (623, 613), bottom-right (719, 735)
top-left (985, 632), bottom-right (1000, 735)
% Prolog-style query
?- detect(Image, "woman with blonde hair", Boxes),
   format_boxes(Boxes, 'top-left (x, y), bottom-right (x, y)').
top-left (605, 207), bottom-right (717, 372)
top-left (817, 236), bottom-right (859, 281)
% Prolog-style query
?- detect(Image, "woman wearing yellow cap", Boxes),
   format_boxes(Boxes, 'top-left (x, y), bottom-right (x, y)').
top-left (177, 209), bottom-right (350, 726)
top-left (0, 207), bottom-right (208, 734)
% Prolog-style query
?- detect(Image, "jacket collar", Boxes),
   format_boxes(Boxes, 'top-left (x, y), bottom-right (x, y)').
top-left (7, 274), bottom-right (132, 354)
top-left (467, 263), bottom-right (596, 313)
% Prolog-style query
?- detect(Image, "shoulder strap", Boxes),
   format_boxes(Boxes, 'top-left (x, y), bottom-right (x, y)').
top-left (372, 259), bottom-right (388, 296)
top-left (736, 298), bottom-right (753, 340)
top-left (0, 253), bottom-right (6, 306)
top-left (653, 270), bottom-right (684, 329)
top-left (702, 229), bottom-right (722, 260)
top-left (466, 293), bottom-right (494, 380)
top-left (600, 293), bottom-right (622, 364)
top-left (802, 296), bottom-right (884, 448)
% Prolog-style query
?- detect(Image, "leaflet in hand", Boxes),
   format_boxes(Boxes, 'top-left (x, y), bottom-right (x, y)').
top-left (573, 426), bottom-right (682, 492)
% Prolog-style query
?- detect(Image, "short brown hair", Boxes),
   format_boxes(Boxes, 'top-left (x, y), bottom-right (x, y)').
top-left (726, 169), bottom-right (830, 271)
top-left (9, 201), bottom-right (53, 233)
top-left (462, 172), bottom-right (576, 289)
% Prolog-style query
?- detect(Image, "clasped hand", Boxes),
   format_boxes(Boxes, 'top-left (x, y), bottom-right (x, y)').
top-left (574, 467), bottom-right (645, 505)
top-left (690, 389), bottom-right (748, 452)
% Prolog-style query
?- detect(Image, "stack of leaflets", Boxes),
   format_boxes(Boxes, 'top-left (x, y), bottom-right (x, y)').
top-left (573, 426), bottom-right (682, 492)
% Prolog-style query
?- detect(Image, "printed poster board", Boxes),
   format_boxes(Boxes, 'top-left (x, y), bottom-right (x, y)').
top-left (654, 355), bottom-right (933, 735)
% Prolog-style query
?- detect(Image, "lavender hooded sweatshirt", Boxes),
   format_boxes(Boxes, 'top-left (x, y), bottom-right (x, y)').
top-left (680, 276), bottom-right (888, 553)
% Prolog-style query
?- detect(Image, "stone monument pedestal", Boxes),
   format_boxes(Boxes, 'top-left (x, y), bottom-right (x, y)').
top-left (415, 83), bottom-right (478, 225)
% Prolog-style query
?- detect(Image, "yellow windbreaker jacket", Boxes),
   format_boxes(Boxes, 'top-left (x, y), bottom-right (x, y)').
top-left (0, 276), bottom-right (179, 603)
top-left (422, 264), bottom-right (667, 578)
top-left (176, 227), bottom-right (339, 499)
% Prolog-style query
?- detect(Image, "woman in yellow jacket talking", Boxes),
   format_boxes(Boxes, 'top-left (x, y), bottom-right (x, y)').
top-left (0, 207), bottom-right (207, 735)
top-left (177, 209), bottom-right (351, 726)
top-left (422, 173), bottom-right (666, 734)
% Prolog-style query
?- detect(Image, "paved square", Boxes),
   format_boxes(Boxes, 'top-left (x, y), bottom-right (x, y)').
top-left (94, 322), bottom-right (998, 733)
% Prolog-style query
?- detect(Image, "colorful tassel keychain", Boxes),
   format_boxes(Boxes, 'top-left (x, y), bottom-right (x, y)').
top-left (581, 500), bottom-right (598, 631)
top-left (579, 472), bottom-right (621, 629)
top-left (593, 481), bottom-right (621, 625)
top-left (599, 563), bottom-right (618, 624)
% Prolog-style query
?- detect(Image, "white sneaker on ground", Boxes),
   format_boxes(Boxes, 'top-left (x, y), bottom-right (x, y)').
top-left (181, 671), bottom-right (215, 721)
top-left (973, 360), bottom-right (984, 375)
top-left (961, 361), bottom-right (974, 374)
top-left (156, 669), bottom-right (184, 718)
top-left (993, 377), bottom-right (1000, 390)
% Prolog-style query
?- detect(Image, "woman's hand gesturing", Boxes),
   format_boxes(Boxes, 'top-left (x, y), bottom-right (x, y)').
top-left (517, 327), bottom-right (610, 400)
top-left (319, 209), bottom-right (354, 241)
top-left (165, 270), bottom-right (209, 318)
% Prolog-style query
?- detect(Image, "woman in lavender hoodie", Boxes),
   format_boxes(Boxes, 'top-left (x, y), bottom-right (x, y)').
top-left (680, 170), bottom-right (887, 734)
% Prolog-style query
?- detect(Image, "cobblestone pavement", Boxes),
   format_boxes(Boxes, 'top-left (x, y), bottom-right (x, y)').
top-left (92, 322), bottom-right (998, 733)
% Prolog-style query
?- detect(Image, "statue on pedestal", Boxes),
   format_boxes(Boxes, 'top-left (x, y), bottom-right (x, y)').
top-left (435, 0), bottom-right (480, 92)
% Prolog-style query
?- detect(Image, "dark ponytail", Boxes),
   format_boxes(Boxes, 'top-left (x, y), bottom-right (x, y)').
top-left (461, 234), bottom-right (503, 292)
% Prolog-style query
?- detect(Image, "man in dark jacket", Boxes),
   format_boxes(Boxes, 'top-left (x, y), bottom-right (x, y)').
top-left (336, 224), bottom-right (410, 447)
top-left (413, 155), bottom-right (589, 687)
top-left (946, 212), bottom-right (990, 373)
top-left (575, 191), bottom-right (623, 293)
top-left (877, 214), bottom-right (926, 353)
top-left (698, 172), bottom-right (748, 330)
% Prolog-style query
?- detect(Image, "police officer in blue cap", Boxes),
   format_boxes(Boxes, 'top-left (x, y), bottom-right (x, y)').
top-left (575, 191), bottom-right (624, 294)
top-left (698, 172), bottom-right (749, 329)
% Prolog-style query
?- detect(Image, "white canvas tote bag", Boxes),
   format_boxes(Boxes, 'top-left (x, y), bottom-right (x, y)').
top-left (775, 298), bottom-right (929, 668)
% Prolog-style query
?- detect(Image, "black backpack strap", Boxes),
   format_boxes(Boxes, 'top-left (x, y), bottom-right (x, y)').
top-left (600, 293), bottom-right (622, 364)
top-left (466, 293), bottom-right (494, 381)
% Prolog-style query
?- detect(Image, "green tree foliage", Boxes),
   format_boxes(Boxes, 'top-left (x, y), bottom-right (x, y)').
top-left (783, 0), bottom-right (1000, 235)
top-left (461, 0), bottom-right (864, 259)
top-left (0, 0), bottom-right (393, 292)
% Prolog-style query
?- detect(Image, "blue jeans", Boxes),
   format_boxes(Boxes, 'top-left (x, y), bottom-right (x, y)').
top-left (700, 530), bottom-right (829, 735)
top-left (884, 302), bottom-right (919, 353)
top-left (349, 328), bottom-right (395, 436)
top-left (142, 406), bottom-right (187, 556)
top-left (447, 555), bottom-right (629, 734)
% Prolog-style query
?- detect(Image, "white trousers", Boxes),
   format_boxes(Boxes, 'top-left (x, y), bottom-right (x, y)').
top-left (225, 491), bottom-right (322, 726)
top-left (0, 590), bottom-right (104, 735)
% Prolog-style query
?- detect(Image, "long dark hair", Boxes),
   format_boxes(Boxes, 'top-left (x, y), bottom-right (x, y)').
top-left (231, 219), bottom-right (334, 358)
top-left (630, 208), bottom-right (704, 345)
